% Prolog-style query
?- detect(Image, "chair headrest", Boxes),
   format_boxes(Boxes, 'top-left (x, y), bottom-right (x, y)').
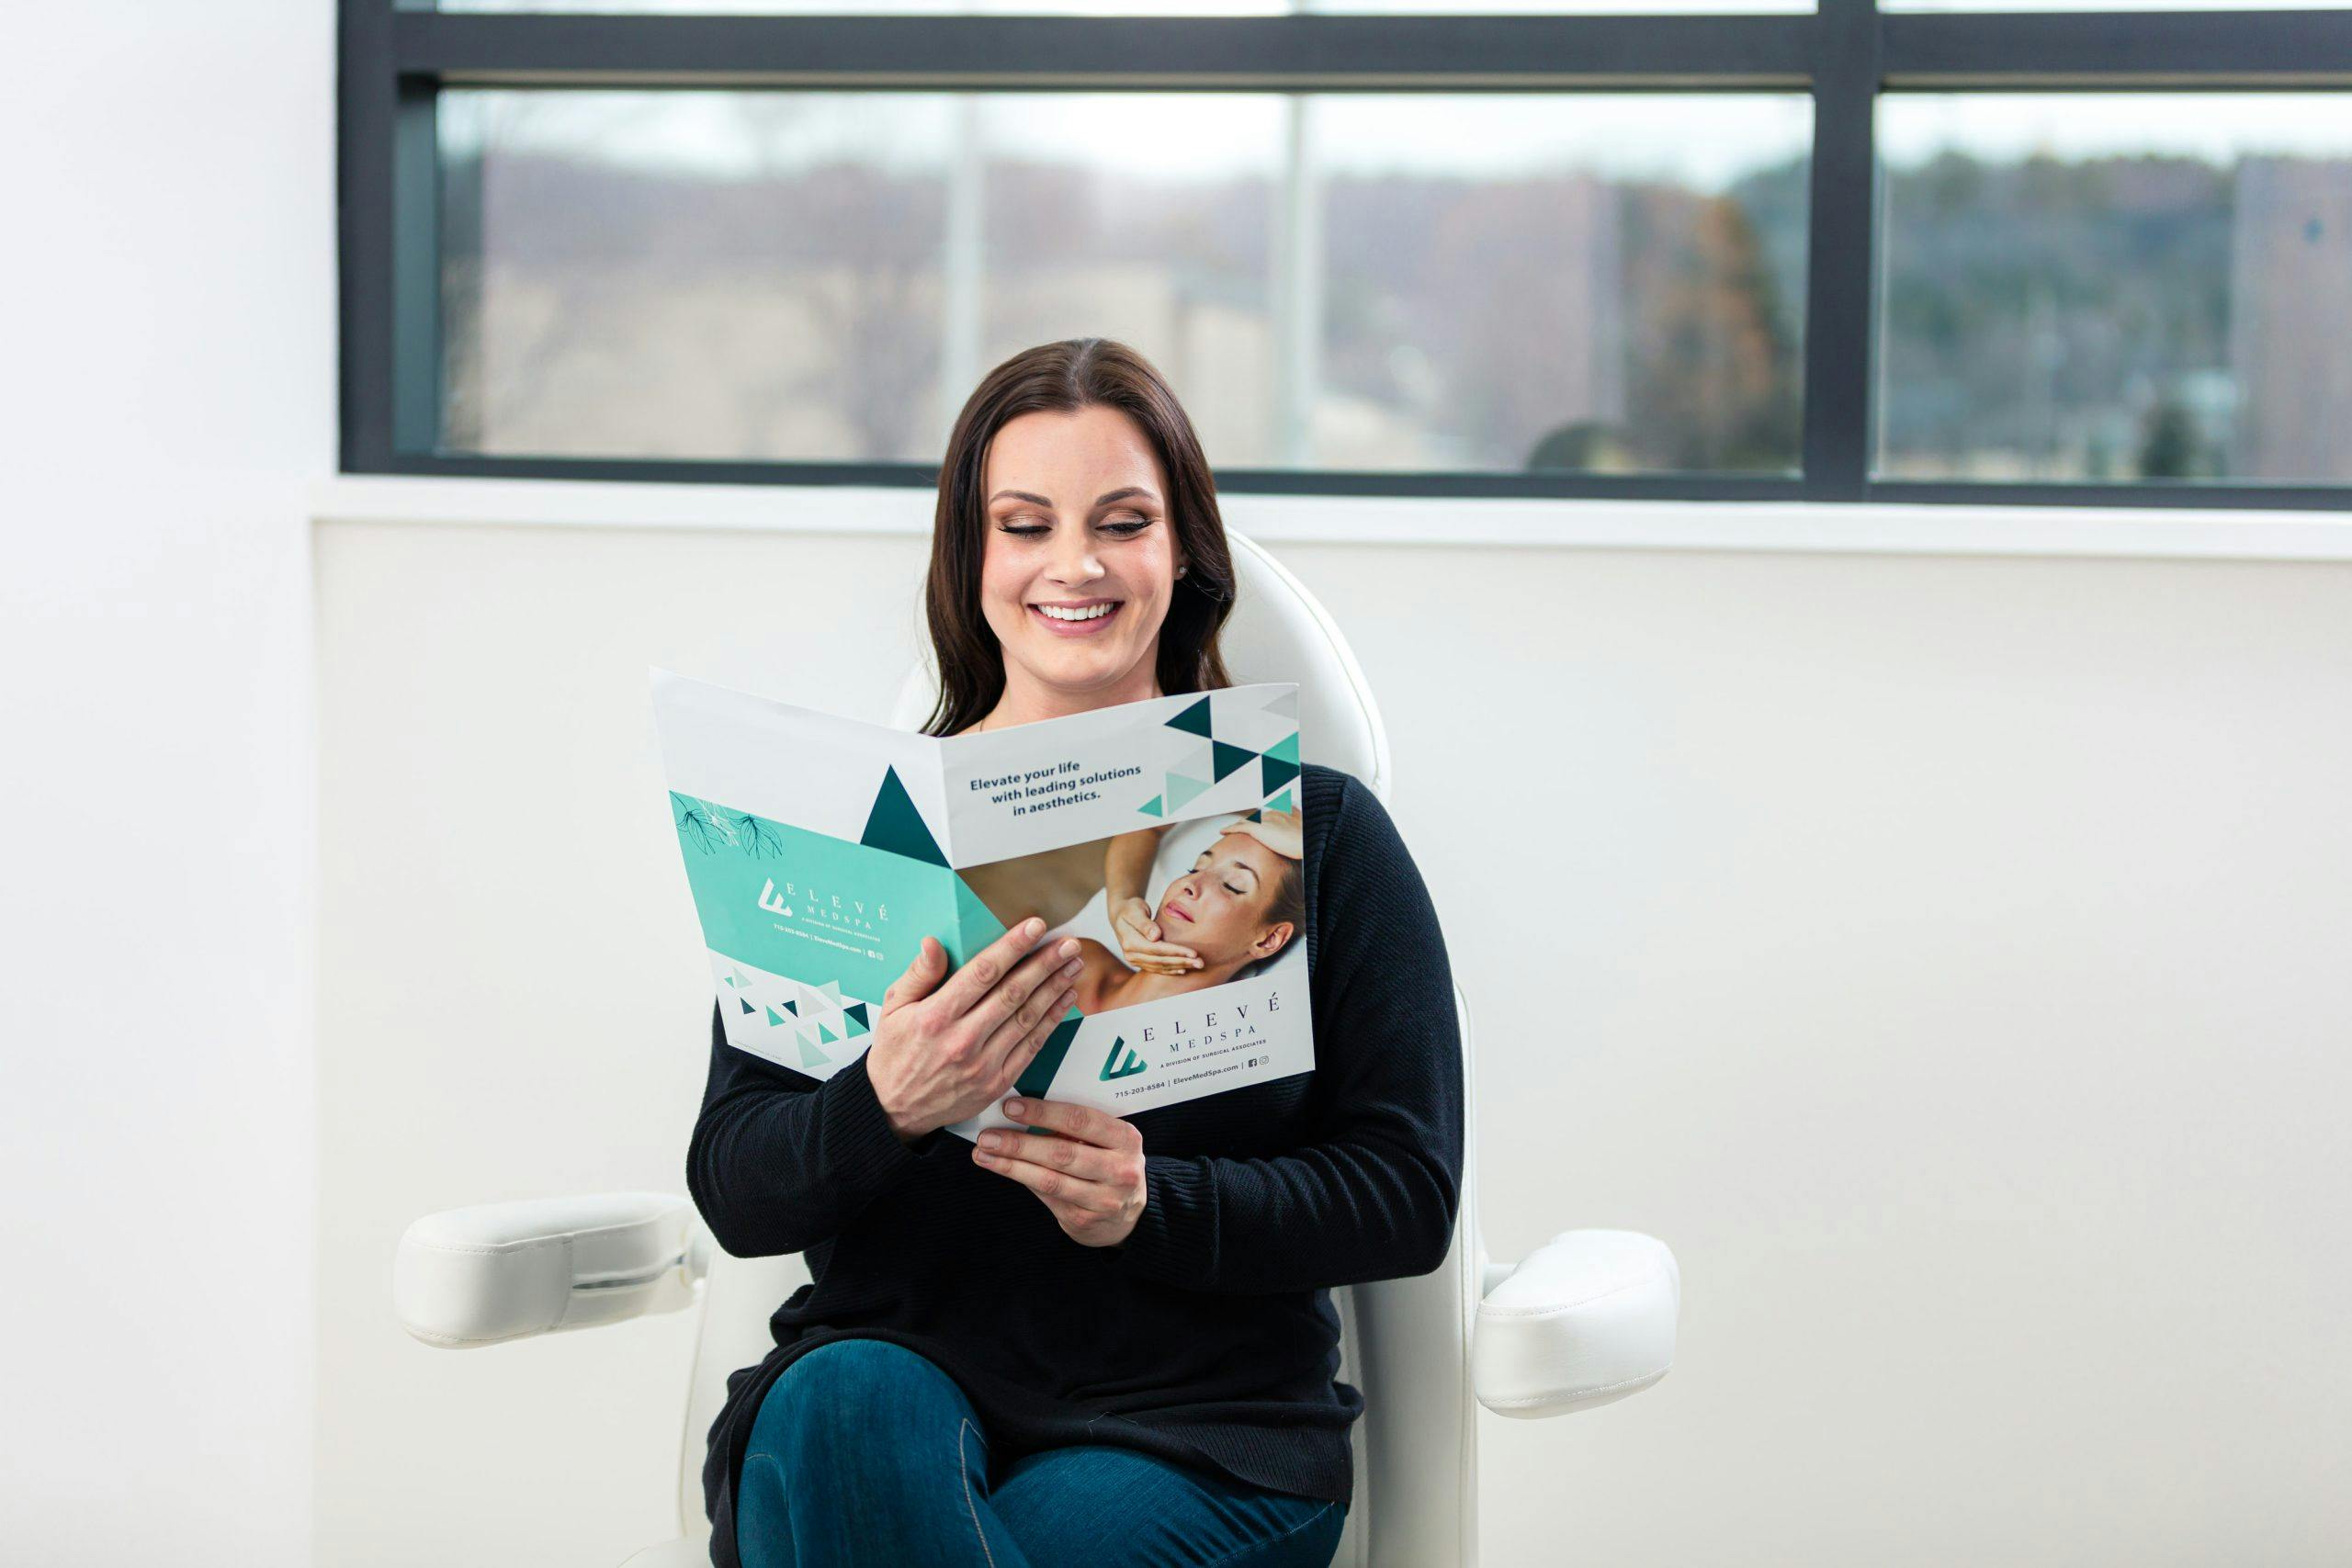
top-left (886, 529), bottom-right (1391, 796)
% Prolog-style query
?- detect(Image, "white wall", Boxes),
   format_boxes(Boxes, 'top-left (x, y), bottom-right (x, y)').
top-left (0, 4), bottom-right (333, 1563)
top-left (6, 6), bottom-right (2346, 1561)
top-left (312, 507), bottom-right (2352, 1565)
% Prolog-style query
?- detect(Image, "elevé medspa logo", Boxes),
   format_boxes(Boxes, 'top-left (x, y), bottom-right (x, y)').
top-left (1114, 991), bottom-right (1282, 1080)
top-left (758, 877), bottom-right (889, 936)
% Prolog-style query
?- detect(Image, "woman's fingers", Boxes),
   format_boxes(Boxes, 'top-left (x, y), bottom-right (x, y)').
top-left (1124, 939), bottom-right (1203, 968)
top-left (1219, 811), bottom-right (1303, 862)
top-left (983, 975), bottom-right (1080, 1082)
top-left (972, 1127), bottom-right (1119, 1185)
top-left (957, 936), bottom-right (1080, 1053)
top-left (993, 1096), bottom-right (1137, 1151)
top-left (1006, 987), bottom-right (1080, 1082)
top-left (881, 933), bottom-right (950, 1015)
top-left (933, 919), bottom-right (1060, 1024)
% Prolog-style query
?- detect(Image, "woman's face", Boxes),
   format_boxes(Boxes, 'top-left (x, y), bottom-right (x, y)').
top-left (979, 404), bottom-right (1184, 704)
top-left (1156, 829), bottom-right (1293, 967)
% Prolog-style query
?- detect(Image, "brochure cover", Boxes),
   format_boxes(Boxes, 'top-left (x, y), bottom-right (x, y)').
top-left (650, 669), bottom-right (1311, 1145)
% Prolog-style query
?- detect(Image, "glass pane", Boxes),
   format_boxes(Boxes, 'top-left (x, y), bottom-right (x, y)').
top-left (438, 89), bottom-right (1811, 475)
top-left (1877, 93), bottom-right (2352, 485)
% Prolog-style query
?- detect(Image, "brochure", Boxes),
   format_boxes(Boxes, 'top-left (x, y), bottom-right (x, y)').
top-left (650, 669), bottom-right (1312, 1145)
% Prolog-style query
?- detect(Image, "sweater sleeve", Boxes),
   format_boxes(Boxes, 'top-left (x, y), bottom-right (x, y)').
top-left (1110, 773), bottom-right (1465, 1294)
top-left (684, 998), bottom-right (944, 1258)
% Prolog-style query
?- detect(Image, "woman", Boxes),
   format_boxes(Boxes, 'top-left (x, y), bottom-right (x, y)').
top-left (685, 337), bottom-right (1464, 1568)
top-left (1065, 812), bottom-right (1305, 1014)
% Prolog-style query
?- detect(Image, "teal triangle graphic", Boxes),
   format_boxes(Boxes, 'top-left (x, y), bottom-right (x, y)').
top-left (844, 1001), bottom-right (869, 1028)
top-left (954, 874), bottom-right (1004, 964)
top-left (1138, 795), bottom-right (1163, 818)
top-left (783, 998), bottom-right (797, 1016)
top-left (1166, 696), bottom-right (1214, 738)
top-left (845, 1009), bottom-right (869, 1038)
top-left (1166, 772), bottom-right (1210, 811)
top-left (861, 765), bottom-right (948, 867)
top-left (740, 997), bottom-right (756, 1015)
top-left (1268, 785), bottom-right (1295, 814)
top-left (1265, 730), bottom-right (1299, 765)
top-left (797, 1033), bottom-right (831, 1070)
top-left (765, 1005), bottom-right (787, 1026)
top-left (820, 1021), bottom-right (838, 1044)
top-left (1260, 752), bottom-right (1299, 798)
top-left (1212, 740), bottom-right (1257, 783)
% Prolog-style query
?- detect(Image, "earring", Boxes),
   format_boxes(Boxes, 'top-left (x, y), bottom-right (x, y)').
top-left (1176, 566), bottom-right (1189, 578)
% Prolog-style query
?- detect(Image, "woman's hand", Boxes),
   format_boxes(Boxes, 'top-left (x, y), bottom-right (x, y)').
top-left (866, 919), bottom-right (1085, 1143)
top-left (971, 1096), bottom-right (1147, 1248)
top-left (1220, 807), bottom-right (1302, 862)
top-left (1110, 895), bottom-right (1201, 976)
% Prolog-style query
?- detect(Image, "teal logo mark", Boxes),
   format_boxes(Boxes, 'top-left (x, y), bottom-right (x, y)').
top-left (1099, 1034), bottom-right (1148, 1081)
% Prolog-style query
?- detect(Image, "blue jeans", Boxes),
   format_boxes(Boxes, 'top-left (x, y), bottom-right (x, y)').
top-left (737, 1338), bottom-right (1347, 1568)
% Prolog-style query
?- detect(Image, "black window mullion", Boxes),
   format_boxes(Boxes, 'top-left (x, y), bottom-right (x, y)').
top-left (1802, 0), bottom-right (1882, 502)
top-left (1882, 9), bottom-right (2352, 88)
top-left (338, 0), bottom-right (398, 472)
top-left (397, 12), bottom-right (1815, 87)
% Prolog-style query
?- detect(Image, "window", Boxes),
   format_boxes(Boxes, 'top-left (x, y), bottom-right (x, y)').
top-left (438, 88), bottom-right (1809, 474)
top-left (341, 2), bottom-right (2352, 508)
top-left (1880, 93), bottom-right (2352, 487)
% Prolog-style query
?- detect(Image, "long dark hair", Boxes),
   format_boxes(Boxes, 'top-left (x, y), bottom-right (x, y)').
top-left (920, 338), bottom-right (1237, 739)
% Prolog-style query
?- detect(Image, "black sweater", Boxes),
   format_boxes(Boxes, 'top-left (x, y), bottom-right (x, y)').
top-left (687, 761), bottom-right (1464, 1567)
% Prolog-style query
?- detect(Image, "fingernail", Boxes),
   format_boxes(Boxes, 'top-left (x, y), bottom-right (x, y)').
top-left (1004, 1098), bottom-right (1026, 1116)
top-left (1062, 958), bottom-right (1082, 977)
top-left (1024, 918), bottom-right (1045, 936)
top-left (1058, 938), bottom-right (1079, 958)
top-left (979, 1133), bottom-right (1004, 1150)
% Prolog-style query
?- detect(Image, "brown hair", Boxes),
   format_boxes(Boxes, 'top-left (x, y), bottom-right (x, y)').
top-left (1263, 853), bottom-right (1306, 957)
top-left (920, 338), bottom-right (1237, 738)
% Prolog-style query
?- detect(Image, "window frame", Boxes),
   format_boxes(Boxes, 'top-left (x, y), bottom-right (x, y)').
top-left (337, 2), bottom-right (2352, 510)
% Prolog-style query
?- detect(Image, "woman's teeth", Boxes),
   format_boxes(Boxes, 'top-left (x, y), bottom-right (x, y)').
top-left (1035, 603), bottom-right (1117, 622)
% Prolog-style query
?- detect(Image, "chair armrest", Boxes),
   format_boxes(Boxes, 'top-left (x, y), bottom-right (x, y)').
top-left (1472, 1228), bottom-right (1679, 1419)
top-left (395, 1191), bottom-right (709, 1348)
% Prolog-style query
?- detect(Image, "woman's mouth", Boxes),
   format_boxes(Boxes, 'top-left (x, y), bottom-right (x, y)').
top-left (1028, 599), bottom-right (1124, 637)
top-left (1164, 900), bottom-right (1193, 923)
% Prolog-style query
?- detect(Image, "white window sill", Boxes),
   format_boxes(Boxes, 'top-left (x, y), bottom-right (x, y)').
top-left (310, 475), bottom-right (2352, 563)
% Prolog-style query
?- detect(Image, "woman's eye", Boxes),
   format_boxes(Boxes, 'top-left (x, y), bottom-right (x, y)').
top-left (1223, 883), bottom-right (1243, 896)
top-left (999, 516), bottom-right (1147, 536)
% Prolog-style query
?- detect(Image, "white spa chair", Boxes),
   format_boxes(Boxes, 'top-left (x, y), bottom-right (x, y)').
top-left (395, 530), bottom-right (1680, 1567)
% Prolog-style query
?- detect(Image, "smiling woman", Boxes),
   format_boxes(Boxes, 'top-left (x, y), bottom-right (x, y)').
top-left (922, 341), bottom-right (1237, 740)
top-left (684, 337), bottom-right (1464, 1568)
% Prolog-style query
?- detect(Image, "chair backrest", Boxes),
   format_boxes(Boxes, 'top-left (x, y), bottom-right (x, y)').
top-left (678, 531), bottom-right (1488, 1566)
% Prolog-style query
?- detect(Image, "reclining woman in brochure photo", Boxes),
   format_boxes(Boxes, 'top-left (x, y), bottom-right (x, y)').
top-left (685, 336), bottom-right (1465, 1568)
top-left (1071, 808), bottom-right (1307, 1012)
top-left (967, 807), bottom-right (1306, 1012)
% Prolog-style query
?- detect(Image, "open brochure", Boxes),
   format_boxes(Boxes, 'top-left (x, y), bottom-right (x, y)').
top-left (650, 669), bottom-right (1313, 1145)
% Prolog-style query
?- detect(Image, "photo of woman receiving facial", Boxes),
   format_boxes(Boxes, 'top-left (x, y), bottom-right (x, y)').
top-left (1063, 807), bottom-right (1304, 1015)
